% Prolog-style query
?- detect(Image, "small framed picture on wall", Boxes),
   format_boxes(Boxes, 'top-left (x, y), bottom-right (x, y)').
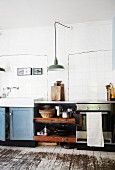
top-left (17, 67), bottom-right (32, 76)
top-left (32, 68), bottom-right (43, 75)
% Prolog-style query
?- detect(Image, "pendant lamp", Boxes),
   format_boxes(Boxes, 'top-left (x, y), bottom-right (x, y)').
top-left (48, 22), bottom-right (71, 71)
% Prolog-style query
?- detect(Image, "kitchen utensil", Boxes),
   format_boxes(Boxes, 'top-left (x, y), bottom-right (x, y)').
top-left (55, 129), bottom-right (67, 136)
top-left (55, 125), bottom-right (68, 136)
top-left (62, 111), bottom-right (69, 118)
top-left (43, 126), bottom-right (48, 136)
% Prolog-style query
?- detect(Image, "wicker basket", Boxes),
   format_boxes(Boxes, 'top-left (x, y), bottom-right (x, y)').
top-left (39, 109), bottom-right (55, 118)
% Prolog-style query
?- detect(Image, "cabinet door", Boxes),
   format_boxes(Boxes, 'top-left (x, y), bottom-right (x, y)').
top-left (10, 107), bottom-right (34, 140)
top-left (0, 108), bottom-right (5, 141)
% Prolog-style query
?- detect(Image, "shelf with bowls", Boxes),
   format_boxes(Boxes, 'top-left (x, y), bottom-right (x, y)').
top-left (34, 102), bottom-right (77, 145)
top-left (33, 117), bottom-right (75, 124)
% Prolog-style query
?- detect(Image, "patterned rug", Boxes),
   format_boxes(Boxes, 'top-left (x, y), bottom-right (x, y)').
top-left (0, 148), bottom-right (115, 170)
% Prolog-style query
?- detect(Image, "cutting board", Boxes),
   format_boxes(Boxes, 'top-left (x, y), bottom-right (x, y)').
top-left (51, 84), bottom-right (65, 101)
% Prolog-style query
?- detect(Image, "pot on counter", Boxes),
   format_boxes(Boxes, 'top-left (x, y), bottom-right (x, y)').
top-left (62, 111), bottom-right (69, 118)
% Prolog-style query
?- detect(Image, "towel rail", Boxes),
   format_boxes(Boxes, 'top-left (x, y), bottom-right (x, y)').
top-left (76, 103), bottom-right (111, 111)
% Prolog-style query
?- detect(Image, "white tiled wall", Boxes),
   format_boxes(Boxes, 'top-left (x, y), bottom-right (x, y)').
top-left (0, 20), bottom-right (114, 101)
top-left (69, 50), bottom-right (112, 101)
top-left (69, 21), bottom-right (113, 101)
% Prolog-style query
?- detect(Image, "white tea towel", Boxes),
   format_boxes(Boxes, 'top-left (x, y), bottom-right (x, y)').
top-left (86, 112), bottom-right (104, 147)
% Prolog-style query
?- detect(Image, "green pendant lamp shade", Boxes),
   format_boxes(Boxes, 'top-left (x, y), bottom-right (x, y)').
top-left (48, 22), bottom-right (71, 71)
top-left (48, 57), bottom-right (64, 71)
top-left (0, 67), bottom-right (5, 71)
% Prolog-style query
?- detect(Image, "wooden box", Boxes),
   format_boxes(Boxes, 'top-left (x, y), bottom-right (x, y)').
top-left (51, 84), bottom-right (65, 101)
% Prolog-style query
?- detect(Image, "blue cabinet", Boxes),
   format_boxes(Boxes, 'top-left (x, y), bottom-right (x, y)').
top-left (0, 108), bottom-right (5, 141)
top-left (10, 107), bottom-right (34, 140)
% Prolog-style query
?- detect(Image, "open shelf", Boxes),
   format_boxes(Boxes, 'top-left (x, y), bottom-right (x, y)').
top-left (34, 117), bottom-right (75, 124)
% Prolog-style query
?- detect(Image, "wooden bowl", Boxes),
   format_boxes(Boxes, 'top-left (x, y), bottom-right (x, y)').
top-left (39, 109), bottom-right (55, 118)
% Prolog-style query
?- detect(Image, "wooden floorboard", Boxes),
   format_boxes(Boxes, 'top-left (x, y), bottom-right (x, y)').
top-left (1, 145), bottom-right (114, 159)
top-left (93, 151), bottom-right (101, 160)
top-left (0, 145), bottom-right (115, 169)
top-left (0, 145), bottom-right (114, 158)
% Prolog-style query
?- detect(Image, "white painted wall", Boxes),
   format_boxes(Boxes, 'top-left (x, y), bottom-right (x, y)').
top-left (0, 27), bottom-right (53, 100)
top-left (0, 20), bottom-right (114, 101)
top-left (69, 21), bottom-right (113, 101)
top-left (0, 0), bottom-right (115, 29)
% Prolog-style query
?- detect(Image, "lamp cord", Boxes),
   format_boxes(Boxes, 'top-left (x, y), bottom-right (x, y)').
top-left (54, 22), bottom-right (71, 61)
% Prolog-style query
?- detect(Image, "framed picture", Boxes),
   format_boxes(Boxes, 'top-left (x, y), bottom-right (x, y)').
top-left (33, 68), bottom-right (43, 75)
top-left (17, 67), bottom-right (32, 76)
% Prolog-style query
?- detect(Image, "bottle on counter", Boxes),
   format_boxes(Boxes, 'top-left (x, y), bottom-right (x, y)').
top-left (43, 126), bottom-right (48, 136)
top-left (55, 106), bottom-right (60, 116)
top-left (106, 83), bottom-right (115, 100)
top-left (67, 108), bottom-right (73, 118)
top-left (110, 85), bottom-right (115, 99)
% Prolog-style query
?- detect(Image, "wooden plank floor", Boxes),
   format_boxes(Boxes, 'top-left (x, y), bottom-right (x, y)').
top-left (0, 145), bottom-right (115, 170)
top-left (0, 144), bottom-right (115, 159)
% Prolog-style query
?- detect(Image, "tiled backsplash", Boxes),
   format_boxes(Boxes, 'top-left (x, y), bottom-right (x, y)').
top-left (69, 50), bottom-right (112, 101)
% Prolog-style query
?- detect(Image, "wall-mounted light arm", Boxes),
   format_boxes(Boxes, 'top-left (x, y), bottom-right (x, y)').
top-left (48, 21), bottom-right (71, 71)
top-left (54, 22), bottom-right (71, 62)
top-left (0, 67), bottom-right (5, 71)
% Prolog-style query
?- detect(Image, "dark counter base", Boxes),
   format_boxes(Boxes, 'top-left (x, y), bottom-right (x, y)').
top-left (0, 140), bottom-right (37, 147)
top-left (76, 143), bottom-right (115, 152)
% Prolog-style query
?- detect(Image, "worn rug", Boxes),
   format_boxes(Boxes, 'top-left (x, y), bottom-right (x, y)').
top-left (0, 148), bottom-right (115, 170)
